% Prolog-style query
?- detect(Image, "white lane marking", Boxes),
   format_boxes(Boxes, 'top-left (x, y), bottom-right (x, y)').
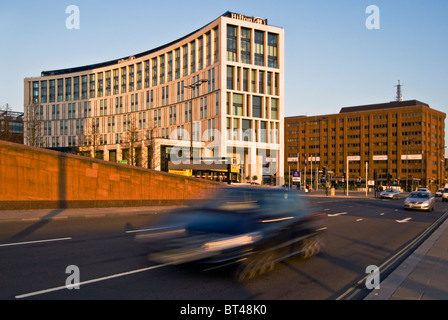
top-left (327, 212), bottom-right (348, 217)
top-left (125, 226), bottom-right (183, 234)
top-left (15, 263), bottom-right (169, 299)
top-left (396, 217), bottom-right (412, 223)
top-left (380, 213), bottom-right (385, 216)
top-left (356, 219), bottom-right (363, 222)
top-left (0, 237), bottom-right (72, 248)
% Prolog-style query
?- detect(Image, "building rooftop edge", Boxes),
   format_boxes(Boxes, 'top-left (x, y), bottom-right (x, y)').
top-left (285, 100), bottom-right (445, 120)
top-left (38, 11), bottom-right (279, 78)
top-left (40, 12), bottom-right (225, 77)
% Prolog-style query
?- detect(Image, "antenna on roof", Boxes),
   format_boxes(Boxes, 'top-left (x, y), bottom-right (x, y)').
top-left (394, 80), bottom-right (403, 101)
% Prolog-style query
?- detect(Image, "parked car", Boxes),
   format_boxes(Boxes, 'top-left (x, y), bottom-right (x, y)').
top-left (436, 188), bottom-right (444, 197)
top-left (380, 188), bottom-right (401, 200)
top-left (135, 187), bottom-right (326, 281)
top-left (404, 191), bottom-right (435, 211)
top-left (442, 188), bottom-right (448, 202)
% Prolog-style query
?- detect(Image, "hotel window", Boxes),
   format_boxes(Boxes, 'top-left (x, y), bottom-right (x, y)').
top-left (144, 60), bottom-right (150, 88)
top-left (137, 63), bottom-right (142, 90)
top-left (182, 45), bottom-right (188, 77)
top-left (241, 27), bottom-right (251, 64)
top-left (205, 32), bottom-right (211, 67)
top-left (32, 81), bottom-right (39, 103)
top-left (121, 67), bottom-right (127, 93)
top-left (113, 69), bottom-right (119, 95)
top-left (254, 30), bottom-right (265, 66)
top-left (227, 66), bottom-right (234, 90)
top-left (152, 58), bottom-right (157, 87)
top-left (233, 118), bottom-right (240, 140)
top-left (271, 98), bottom-right (278, 120)
top-left (159, 55), bottom-right (165, 84)
top-left (198, 37), bottom-right (203, 70)
top-left (57, 79), bottom-right (64, 102)
top-left (97, 73), bottom-right (103, 97)
top-left (175, 49), bottom-right (180, 80)
top-left (267, 72), bottom-right (272, 95)
top-left (213, 27), bottom-right (219, 63)
top-left (258, 71), bottom-right (264, 94)
top-left (242, 119), bottom-right (252, 141)
top-left (252, 96), bottom-right (262, 118)
top-left (129, 65), bottom-right (135, 92)
top-left (49, 80), bottom-right (56, 102)
top-left (65, 78), bottom-right (72, 101)
top-left (190, 41), bottom-right (196, 74)
top-left (232, 93), bottom-right (243, 116)
top-left (40, 80), bottom-right (47, 103)
top-left (260, 121), bottom-right (267, 142)
top-left (89, 74), bottom-right (95, 98)
top-left (251, 70), bottom-right (256, 92)
top-left (268, 33), bottom-right (278, 68)
top-left (227, 25), bottom-right (237, 62)
top-left (105, 71), bottom-right (111, 96)
top-left (167, 52), bottom-right (173, 82)
top-left (243, 69), bottom-right (249, 92)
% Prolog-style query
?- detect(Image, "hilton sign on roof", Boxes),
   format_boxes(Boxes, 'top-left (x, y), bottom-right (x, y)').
top-left (224, 11), bottom-right (268, 25)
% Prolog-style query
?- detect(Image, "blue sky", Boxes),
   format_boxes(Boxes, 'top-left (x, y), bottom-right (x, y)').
top-left (1, 0), bottom-right (447, 153)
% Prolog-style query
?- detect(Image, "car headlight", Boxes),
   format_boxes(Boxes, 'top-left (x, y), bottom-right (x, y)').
top-left (202, 232), bottom-right (262, 252)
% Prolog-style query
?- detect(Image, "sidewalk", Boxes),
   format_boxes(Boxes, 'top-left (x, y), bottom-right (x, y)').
top-left (365, 213), bottom-right (448, 300)
top-left (0, 206), bottom-right (184, 222)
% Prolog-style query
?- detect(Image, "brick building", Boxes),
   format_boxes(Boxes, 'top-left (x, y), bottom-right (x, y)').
top-left (285, 100), bottom-right (446, 191)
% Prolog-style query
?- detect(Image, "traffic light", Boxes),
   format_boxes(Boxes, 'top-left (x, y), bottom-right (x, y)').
top-left (322, 167), bottom-right (326, 176)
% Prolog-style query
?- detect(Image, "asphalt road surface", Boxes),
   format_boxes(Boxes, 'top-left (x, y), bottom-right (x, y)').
top-left (1, 196), bottom-right (447, 301)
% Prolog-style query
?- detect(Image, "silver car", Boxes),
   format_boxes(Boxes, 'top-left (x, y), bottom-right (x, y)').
top-left (404, 191), bottom-right (435, 211)
top-left (380, 188), bottom-right (401, 200)
top-left (442, 188), bottom-right (448, 202)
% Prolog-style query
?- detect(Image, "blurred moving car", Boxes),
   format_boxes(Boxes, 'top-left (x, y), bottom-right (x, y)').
top-left (135, 187), bottom-right (326, 281)
top-left (435, 188), bottom-right (444, 197)
top-left (380, 188), bottom-right (401, 200)
top-left (442, 188), bottom-right (448, 202)
top-left (404, 191), bottom-right (435, 211)
top-left (417, 188), bottom-right (431, 193)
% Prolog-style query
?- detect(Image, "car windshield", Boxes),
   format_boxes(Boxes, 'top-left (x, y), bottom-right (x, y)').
top-left (445, 189), bottom-right (448, 192)
top-left (384, 189), bottom-right (395, 192)
top-left (408, 192), bottom-right (430, 199)
top-left (201, 187), bottom-right (309, 217)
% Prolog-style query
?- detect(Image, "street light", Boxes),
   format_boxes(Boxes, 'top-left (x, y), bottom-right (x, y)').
top-left (405, 137), bottom-right (416, 193)
top-left (185, 79), bottom-right (208, 162)
top-left (437, 145), bottom-right (447, 188)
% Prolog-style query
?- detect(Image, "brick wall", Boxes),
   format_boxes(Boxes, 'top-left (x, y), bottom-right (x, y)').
top-left (0, 141), bottom-right (221, 210)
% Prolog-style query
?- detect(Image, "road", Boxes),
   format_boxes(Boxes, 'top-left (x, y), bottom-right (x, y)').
top-left (1, 196), bottom-right (447, 302)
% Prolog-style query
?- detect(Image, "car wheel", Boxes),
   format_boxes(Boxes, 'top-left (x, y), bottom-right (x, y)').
top-left (235, 251), bottom-right (275, 281)
top-left (300, 235), bottom-right (322, 259)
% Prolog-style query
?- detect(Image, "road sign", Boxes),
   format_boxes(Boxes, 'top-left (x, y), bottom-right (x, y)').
top-left (292, 171), bottom-right (301, 182)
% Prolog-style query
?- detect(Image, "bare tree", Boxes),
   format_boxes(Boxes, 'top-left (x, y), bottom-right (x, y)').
top-left (77, 117), bottom-right (100, 158)
top-left (121, 114), bottom-right (139, 166)
top-left (24, 99), bottom-right (43, 147)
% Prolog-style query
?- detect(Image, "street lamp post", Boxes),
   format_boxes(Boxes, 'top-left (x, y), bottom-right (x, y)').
top-left (437, 146), bottom-right (447, 188)
top-left (405, 137), bottom-right (416, 193)
top-left (185, 79), bottom-right (208, 162)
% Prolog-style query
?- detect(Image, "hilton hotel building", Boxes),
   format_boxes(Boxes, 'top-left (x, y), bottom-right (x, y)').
top-left (285, 100), bottom-right (446, 190)
top-left (24, 12), bottom-right (284, 184)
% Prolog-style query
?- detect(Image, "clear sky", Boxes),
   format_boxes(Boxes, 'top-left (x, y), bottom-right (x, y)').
top-left (1, 0), bottom-right (447, 154)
